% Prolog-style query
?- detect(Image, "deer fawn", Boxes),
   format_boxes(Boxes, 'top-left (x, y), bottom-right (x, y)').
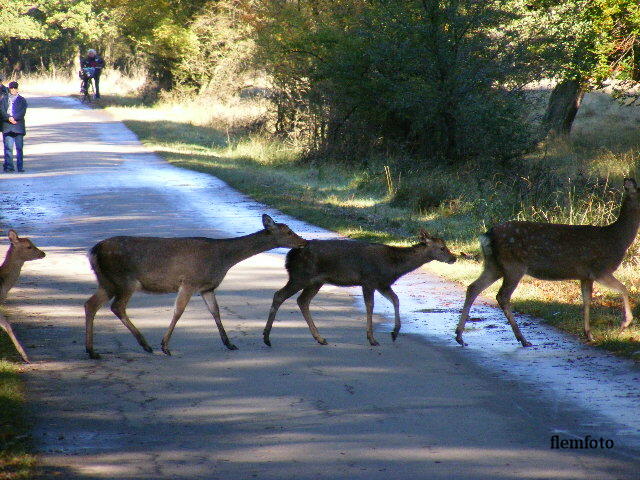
top-left (264, 230), bottom-right (456, 347)
top-left (84, 214), bottom-right (307, 358)
top-left (0, 230), bottom-right (46, 363)
top-left (456, 178), bottom-right (640, 347)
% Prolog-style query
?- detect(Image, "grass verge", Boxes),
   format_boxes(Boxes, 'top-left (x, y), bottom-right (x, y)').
top-left (0, 333), bottom-right (34, 480)
top-left (97, 92), bottom-right (640, 359)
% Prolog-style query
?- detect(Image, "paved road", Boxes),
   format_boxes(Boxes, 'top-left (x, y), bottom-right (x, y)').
top-left (0, 95), bottom-right (638, 479)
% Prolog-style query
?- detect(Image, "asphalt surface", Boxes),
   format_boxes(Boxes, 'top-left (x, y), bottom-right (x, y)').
top-left (0, 95), bottom-right (638, 479)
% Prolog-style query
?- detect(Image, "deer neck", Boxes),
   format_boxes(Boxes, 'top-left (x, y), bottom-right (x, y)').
top-left (222, 230), bottom-right (276, 266)
top-left (607, 194), bottom-right (640, 248)
top-left (389, 246), bottom-right (431, 278)
top-left (0, 247), bottom-right (24, 300)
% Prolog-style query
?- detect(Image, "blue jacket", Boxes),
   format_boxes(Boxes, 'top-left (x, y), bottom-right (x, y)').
top-left (1, 95), bottom-right (27, 135)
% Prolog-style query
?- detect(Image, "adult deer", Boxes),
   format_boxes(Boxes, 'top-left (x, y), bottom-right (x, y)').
top-left (0, 230), bottom-right (46, 363)
top-left (263, 230), bottom-right (456, 346)
top-left (84, 214), bottom-right (307, 358)
top-left (456, 178), bottom-right (640, 347)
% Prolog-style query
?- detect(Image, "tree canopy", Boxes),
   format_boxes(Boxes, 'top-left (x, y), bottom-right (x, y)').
top-left (7, 0), bottom-right (640, 162)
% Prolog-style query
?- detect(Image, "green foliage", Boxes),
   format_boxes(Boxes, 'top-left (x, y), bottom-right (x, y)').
top-left (249, 0), bottom-right (549, 163)
top-left (174, 1), bottom-right (258, 96)
top-left (527, 0), bottom-right (640, 85)
top-left (0, 0), bottom-right (123, 72)
top-left (0, 3), bottom-right (46, 40)
top-left (98, 0), bottom-right (208, 87)
top-left (10, 0), bottom-right (640, 152)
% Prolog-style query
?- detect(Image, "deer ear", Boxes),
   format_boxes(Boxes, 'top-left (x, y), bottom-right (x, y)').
top-left (8, 230), bottom-right (19, 245)
top-left (262, 214), bottom-right (276, 230)
top-left (418, 229), bottom-right (432, 243)
top-left (624, 178), bottom-right (638, 192)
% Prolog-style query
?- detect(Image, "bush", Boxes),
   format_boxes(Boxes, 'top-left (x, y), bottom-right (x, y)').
top-left (251, 0), bottom-right (549, 164)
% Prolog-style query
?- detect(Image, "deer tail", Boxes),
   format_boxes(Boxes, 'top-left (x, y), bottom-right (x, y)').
top-left (88, 242), bottom-right (117, 295)
top-left (479, 231), bottom-right (493, 259)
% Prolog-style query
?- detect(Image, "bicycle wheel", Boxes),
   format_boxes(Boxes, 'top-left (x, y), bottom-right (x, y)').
top-left (81, 80), bottom-right (91, 103)
top-left (88, 80), bottom-right (95, 101)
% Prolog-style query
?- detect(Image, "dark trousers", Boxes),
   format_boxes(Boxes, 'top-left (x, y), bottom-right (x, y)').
top-left (3, 132), bottom-right (24, 171)
top-left (93, 72), bottom-right (101, 98)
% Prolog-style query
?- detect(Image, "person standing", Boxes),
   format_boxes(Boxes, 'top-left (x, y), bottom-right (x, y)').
top-left (80, 49), bottom-right (104, 99)
top-left (2, 82), bottom-right (27, 173)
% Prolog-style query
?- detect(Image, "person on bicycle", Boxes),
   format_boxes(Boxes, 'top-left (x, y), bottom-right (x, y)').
top-left (80, 49), bottom-right (104, 99)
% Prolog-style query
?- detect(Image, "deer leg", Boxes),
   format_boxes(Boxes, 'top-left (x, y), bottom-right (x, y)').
top-left (161, 284), bottom-right (196, 355)
top-left (201, 290), bottom-right (237, 351)
top-left (595, 273), bottom-right (634, 331)
top-left (496, 273), bottom-right (531, 347)
top-left (580, 279), bottom-right (594, 342)
top-left (263, 281), bottom-right (303, 346)
top-left (362, 287), bottom-right (378, 346)
top-left (456, 266), bottom-right (501, 346)
top-left (0, 313), bottom-right (29, 363)
top-left (379, 287), bottom-right (401, 341)
top-left (111, 289), bottom-right (153, 354)
top-left (297, 283), bottom-right (326, 345)
top-left (84, 287), bottom-right (112, 359)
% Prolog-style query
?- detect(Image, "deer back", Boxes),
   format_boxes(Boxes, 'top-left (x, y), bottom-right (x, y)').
top-left (90, 236), bottom-right (227, 294)
top-left (286, 238), bottom-right (454, 288)
top-left (486, 221), bottom-right (633, 280)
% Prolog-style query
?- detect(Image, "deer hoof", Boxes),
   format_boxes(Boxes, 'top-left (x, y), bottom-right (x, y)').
top-left (87, 350), bottom-right (101, 360)
top-left (391, 331), bottom-right (398, 341)
top-left (263, 337), bottom-right (272, 347)
top-left (455, 334), bottom-right (466, 346)
top-left (142, 344), bottom-right (154, 354)
top-left (226, 343), bottom-right (239, 351)
top-left (521, 340), bottom-right (532, 347)
top-left (161, 346), bottom-right (172, 356)
top-left (368, 339), bottom-right (380, 347)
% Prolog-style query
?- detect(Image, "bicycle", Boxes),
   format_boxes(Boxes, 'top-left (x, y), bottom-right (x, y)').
top-left (79, 67), bottom-right (96, 103)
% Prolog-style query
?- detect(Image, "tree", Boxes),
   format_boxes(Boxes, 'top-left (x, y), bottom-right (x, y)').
top-left (0, 0), bottom-right (121, 73)
top-left (174, 0), bottom-right (258, 95)
top-left (97, 0), bottom-right (209, 89)
top-left (530, 0), bottom-right (640, 136)
top-left (250, 0), bottom-right (549, 163)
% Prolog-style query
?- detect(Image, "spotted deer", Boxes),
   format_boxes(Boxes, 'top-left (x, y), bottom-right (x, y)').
top-left (456, 178), bottom-right (640, 347)
top-left (0, 230), bottom-right (46, 362)
top-left (264, 230), bottom-right (456, 346)
top-left (84, 214), bottom-right (307, 358)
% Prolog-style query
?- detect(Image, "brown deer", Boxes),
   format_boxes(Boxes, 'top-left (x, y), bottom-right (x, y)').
top-left (263, 230), bottom-right (456, 347)
top-left (456, 178), bottom-right (640, 347)
top-left (0, 230), bottom-right (46, 363)
top-left (84, 214), bottom-right (307, 358)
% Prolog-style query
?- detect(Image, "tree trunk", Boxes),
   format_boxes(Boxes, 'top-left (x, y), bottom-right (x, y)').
top-left (632, 43), bottom-right (640, 82)
top-left (542, 79), bottom-right (585, 136)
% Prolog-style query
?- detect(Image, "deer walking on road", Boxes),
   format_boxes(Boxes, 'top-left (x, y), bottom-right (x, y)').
top-left (456, 178), bottom-right (640, 347)
top-left (0, 230), bottom-right (46, 363)
top-left (84, 214), bottom-right (307, 358)
top-left (263, 230), bottom-right (456, 347)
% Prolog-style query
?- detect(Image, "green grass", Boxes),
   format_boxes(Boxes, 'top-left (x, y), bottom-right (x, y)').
top-left (100, 92), bottom-right (640, 359)
top-left (0, 333), bottom-right (34, 480)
